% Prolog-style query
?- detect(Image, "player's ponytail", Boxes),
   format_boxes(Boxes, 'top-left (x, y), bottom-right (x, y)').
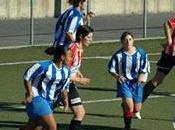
top-left (45, 45), bottom-right (68, 61)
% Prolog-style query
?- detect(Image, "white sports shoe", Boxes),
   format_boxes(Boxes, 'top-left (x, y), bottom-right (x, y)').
top-left (134, 111), bottom-right (142, 119)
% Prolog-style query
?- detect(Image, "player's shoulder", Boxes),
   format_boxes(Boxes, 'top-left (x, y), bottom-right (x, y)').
top-left (38, 60), bottom-right (52, 70)
top-left (136, 47), bottom-right (146, 54)
top-left (114, 48), bottom-right (123, 55)
top-left (62, 65), bottom-right (71, 75)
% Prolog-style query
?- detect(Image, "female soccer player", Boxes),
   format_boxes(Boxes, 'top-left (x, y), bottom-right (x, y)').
top-left (67, 25), bottom-right (93, 130)
top-left (20, 45), bottom-right (70, 130)
top-left (143, 18), bottom-right (175, 102)
top-left (108, 32), bottom-right (150, 130)
top-left (53, 0), bottom-right (94, 47)
top-left (53, 25), bottom-right (94, 130)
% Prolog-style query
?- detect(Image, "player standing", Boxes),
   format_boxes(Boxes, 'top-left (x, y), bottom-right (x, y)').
top-left (143, 18), bottom-right (175, 102)
top-left (108, 32), bottom-right (150, 130)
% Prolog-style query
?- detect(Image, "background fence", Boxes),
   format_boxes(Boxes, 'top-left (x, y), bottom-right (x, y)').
top-left (0, 0), bottom-right (174, 47)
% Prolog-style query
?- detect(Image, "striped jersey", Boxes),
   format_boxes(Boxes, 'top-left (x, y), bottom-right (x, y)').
top-left (68, 42), bottom-right (82, 76)
top-left (165, 18), bottom-right (175, 56)
top-left (24, 60), bottom-right (70, 101)
top-left (108, 48), bottom-right (150, 82)
top-left (53, 7), bottom-right (84, 47)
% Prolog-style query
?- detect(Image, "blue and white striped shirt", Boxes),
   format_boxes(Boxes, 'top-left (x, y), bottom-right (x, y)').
top-left (53, 7), bottom-right (84, 47)
top-left (108, 48), bottom-right (150, 81)
top-left (24, 60), bottom-right (71, 101)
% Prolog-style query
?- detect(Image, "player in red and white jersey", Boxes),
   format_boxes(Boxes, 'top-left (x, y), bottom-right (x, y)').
top-left (165, 18), bottom-right (175, 55)
top-left (143, 18), bottom-right (175, 102)
top-left (54, 25), bottom-right (94, 130)
top-left (68, 42), bottom-right (82, 78)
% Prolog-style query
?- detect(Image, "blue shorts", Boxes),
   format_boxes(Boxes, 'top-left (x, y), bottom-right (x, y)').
top-left (26, 96), bottom-right (53, 121)
top-left (117, 80), bottom-right (143, 103)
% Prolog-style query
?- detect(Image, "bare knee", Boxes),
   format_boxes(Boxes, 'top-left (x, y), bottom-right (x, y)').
top-left (72, 105), bottom-right (86, 120)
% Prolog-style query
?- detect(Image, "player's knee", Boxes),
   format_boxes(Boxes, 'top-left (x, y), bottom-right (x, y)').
top-left (152, 80), bottom-right (162, 87)
top-left (74, 107), bottom-right (86, 119)
top-left (124, 111), bottom-right (133, 118)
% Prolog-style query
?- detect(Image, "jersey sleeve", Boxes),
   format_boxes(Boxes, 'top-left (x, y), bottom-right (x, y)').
top-left (23, 63), bottom-right (44, 81)
top-left (66, 16), bottom-right (80, 34)
top-left (139, 52), bottom-right (150, 82)
top-left (61, 68), bottom-right (71, 92)
top-left (108, 54), bottom-right (118, 74)
top-left (168, 18), bottom-right (175, 28)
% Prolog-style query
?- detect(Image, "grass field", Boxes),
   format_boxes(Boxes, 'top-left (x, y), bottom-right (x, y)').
top-left (0, 39), bottom-right (175, 130)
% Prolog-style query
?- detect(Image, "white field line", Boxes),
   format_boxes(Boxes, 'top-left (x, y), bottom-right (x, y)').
top-left (0, 53), bottom-right (160, 66)
top-left (14, 94), bottom-right (175, 109)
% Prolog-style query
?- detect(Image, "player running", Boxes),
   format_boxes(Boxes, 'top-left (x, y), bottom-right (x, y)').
top-left (53, 0), bottom-right (94, 47)
top-left (19, 45), bottom-right (70, 130)
top-left (143, 18), bottom-right (175, 102)
top-left (52, 25), bottom-right (93, 130)
top-left (108, 32), bottom-right (150, 130)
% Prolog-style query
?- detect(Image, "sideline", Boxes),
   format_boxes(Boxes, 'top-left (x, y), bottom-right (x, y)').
top-left (0, 54), bottom-right (159, 66)
top-left (14, 94), bottom-right (175, 109)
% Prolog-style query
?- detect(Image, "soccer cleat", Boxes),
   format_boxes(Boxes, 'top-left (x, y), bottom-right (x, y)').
top-left (134, 111), bottom-right (142, 119)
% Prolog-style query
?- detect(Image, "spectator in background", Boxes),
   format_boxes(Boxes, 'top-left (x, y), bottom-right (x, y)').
top-left (142, 18), bottom-right (175, 102)
top-left (53, 0), bottom-right (95, 47)
top-left (108, 32), bottom-right (150, 130)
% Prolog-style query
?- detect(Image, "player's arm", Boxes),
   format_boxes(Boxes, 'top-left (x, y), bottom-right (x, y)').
top-left (22, 79), bottom-right (33, 104)
top-left (65, 16), bottom-right (79, 42)
top-left (61, 90), bottom-right (69, 112)
top-left (66, 32), bottom-right (75, 43)
top-left (138, 53), bottom-right (150, 84)
top-left (164, 20), bottom-right (172, 46)
top-left (83, 11), bottom-right (95, 25)
top-left (108, 55), bottom-right (126, 82)
top-left (70, 75), bottom-right (90, 85)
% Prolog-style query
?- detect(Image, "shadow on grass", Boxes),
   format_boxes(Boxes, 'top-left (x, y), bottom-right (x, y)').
top-left (77, 86), bottom-right (115, 92)
top-left (0, 101), bottom-right (24, 112)
top-left (0, 121), bottom-right (125, 130)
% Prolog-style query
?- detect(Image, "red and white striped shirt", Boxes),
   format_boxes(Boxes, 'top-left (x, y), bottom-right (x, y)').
top-left (68, 42), bottom-right (83, 76)
top-left (165, 18), bottom-right (175, 56)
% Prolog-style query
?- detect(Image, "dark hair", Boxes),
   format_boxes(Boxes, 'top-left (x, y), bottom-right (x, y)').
top-left (45, 45), bottom-right (68, 61)
top-left (67, 0), bottom-right (73, 4)
top-left (73, 0), bottom-right (86, 7)
top-left (120, 31), bottom-right (134, 42)
top-left (76, 25), bottom-right (94, 42)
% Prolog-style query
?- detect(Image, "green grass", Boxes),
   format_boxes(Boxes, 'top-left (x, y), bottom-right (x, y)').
top-left (0, 39), bottom-right (175, 130)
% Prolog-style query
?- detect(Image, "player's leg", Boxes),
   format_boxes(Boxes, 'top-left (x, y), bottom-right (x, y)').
top-left (119, 82), bottom-right (134, 130)
top-left (38, 115), bottom-right (57, 130)
top-left (133, 83), bottom-right (144, 119)
top-left (122, 98), bottom-right (134, 130)
top-left (142, 70), bottom-right (166, 102)
top-left (69, 83), bottom-right (85, 130)
top-left (143, 51), bottom-right (172, 102)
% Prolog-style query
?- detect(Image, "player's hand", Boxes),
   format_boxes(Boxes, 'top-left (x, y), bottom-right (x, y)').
top-left (22, 95), bottom-right (33, 105)
top-left (85, 11), bottom-right (95, 21)
top-left (117, 75), bottom-right (126, 83)
top-left (79, 77), bottom-right (90, 85)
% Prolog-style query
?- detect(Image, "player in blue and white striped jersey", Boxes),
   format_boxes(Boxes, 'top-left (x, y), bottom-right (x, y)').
top-left (20, 45), bottom-right (71, 130)
top-left (108, 32), bottom-right (150, 130)
top-left (53, 0), bottom-right (94, 47)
